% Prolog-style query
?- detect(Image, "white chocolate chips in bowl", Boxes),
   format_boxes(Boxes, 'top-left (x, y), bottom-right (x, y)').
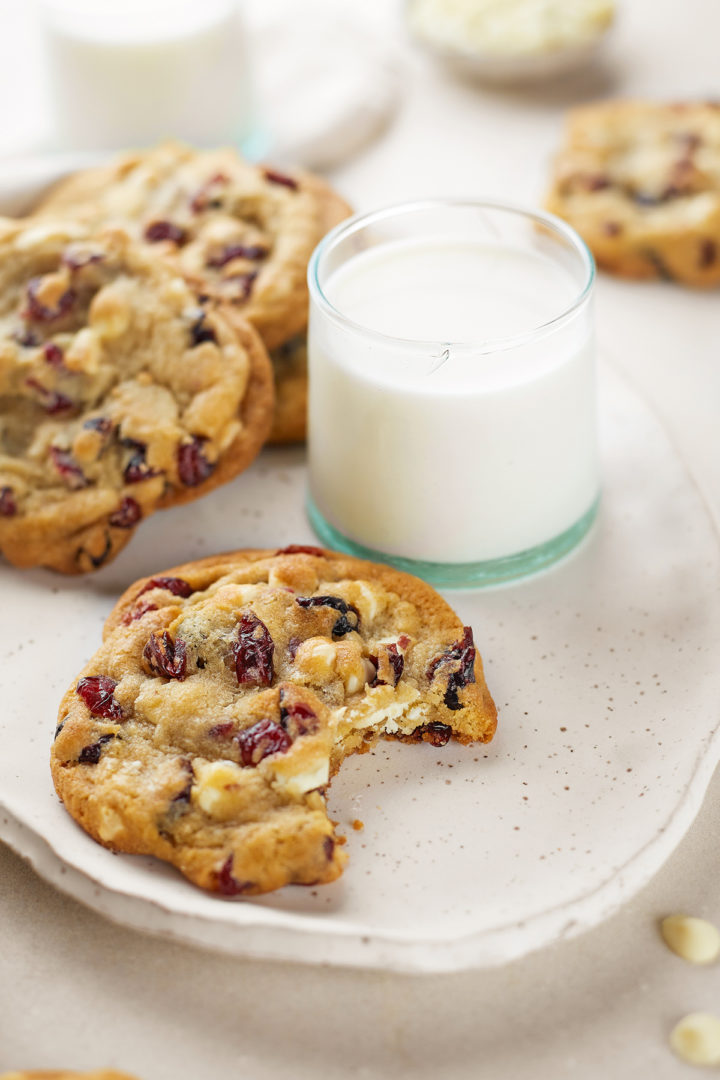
top-left (406, 0), bottom-right (616, 82)
top-left (660, 915), bottom-right (720, 1067)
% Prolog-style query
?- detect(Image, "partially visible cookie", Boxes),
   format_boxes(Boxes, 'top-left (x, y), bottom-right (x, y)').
top-left (546, 101), bottom-right (720, 285)
top-left (51, 546), bottom-right (497, 896)
top-left (35, 142), bottom-right (353, 348)
top-left (0, 220), bottom-right (273, 573)
top-left (0, 1073), bottom-right (138, 1080)
top-left (268, 334), bottom-right (307, 444)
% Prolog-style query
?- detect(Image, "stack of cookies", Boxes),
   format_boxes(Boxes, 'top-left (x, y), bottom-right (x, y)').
top-left (0, 142), bottom-right (351, 573)
top-left (0, 142), bottom-right (498, 900)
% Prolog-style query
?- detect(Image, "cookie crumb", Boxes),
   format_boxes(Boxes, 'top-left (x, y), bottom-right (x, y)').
top-left (352, 819), bottom-right (365, 831)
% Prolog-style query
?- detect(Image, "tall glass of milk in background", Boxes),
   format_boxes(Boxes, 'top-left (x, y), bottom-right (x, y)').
top-left (307, 200), bottom-right (599, 587)
top-left (38, 0), bottom-right (254, 150)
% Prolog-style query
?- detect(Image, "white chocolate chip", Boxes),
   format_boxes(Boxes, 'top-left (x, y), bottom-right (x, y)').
top-left (345, 672), bottom-right (363, 694)
top-left (14, 221), bottom-right (86, 250)
top-left (661, 915), bottom-right (720, 965)
top-left (193, 760), bottom-right (245, 820)
top-left (64, 327), bottom-right (102, 374)
top-left (97, 806), bottom-right (124, 842)
top-left (670, 1013), bottom-right (720, 1066)
top-left (89, 282), bottom-right (132, 339)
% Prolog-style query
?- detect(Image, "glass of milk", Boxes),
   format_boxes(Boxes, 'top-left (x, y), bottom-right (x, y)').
top-left (38, 0), bottom-right (255, 151)
top-left (306, 200), bottom-right (599, 587)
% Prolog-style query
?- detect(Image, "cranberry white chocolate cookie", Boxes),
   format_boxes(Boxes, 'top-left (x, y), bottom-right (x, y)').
top-left (51, 547), bottom-right (497, 896)
top-left (268, 334), bottom-right (307, 444)
top-left (546, 101), bottom-right (720, 284)
top-left (0, 220), bottom-right (273, 573)
top-left (35, 142), bottom-right (352, 350)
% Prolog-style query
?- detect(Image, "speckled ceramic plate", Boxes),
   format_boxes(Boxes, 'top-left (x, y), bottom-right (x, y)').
top-left (1, 352), bottom-right (718, 972)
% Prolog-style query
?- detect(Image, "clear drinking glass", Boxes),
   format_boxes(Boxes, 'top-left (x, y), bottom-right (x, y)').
top-left (306, 199), bottom-right (599, 588)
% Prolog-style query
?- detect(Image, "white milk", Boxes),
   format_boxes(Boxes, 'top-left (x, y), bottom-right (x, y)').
top-left (40, 0), bottom-right (254, 150)
top-left (308, 237), bottom-right (599, 565)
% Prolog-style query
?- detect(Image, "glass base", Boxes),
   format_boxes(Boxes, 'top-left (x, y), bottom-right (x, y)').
top-left (306, 495), bottom-right (601, 589)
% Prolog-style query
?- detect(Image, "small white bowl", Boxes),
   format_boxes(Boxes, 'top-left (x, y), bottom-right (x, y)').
top-left (406, 0), bottom-right (615, 84)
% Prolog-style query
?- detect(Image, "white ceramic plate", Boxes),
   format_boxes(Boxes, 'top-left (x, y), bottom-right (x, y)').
top-left (1, 357), bottom-right (718, 972)
top-left (0, 158), bottom-right (718, 973)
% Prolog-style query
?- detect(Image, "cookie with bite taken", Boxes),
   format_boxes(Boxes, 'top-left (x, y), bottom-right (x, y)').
top-left (51, 546), bottom-right (497, 896)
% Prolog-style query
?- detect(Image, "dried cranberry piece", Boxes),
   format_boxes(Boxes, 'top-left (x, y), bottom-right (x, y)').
top-left (216, 854), bottom-right (252, 896)
top-left (136, 576), bottom-right (194, 599)
top-left (700, 239), bottom-right (717, 268)
top-left (143, 630), bottom-right (187, 680)
top-left (279, 691), bottom-right (318, 737)
top-left (226, 271), bottom-right (257, 301)
top-left (426, 627), bottom-right (476, 711)
top-left (62, 250), bottom-right (104, 272)
top-left (413, 722), bottom-right (453, 747)
top-left (84, 416), bottom-right (113, 436)
top-left (177, 437), bottom-right (215, 486)
top-left (286, 635), bottom-right (302, 661)
top-left (263, 168), bottom-right (299, 191)
top-left (14, 329), bottom-right (39, 347)
top-left (43, 342), bottom-right (64, 366)
top-left (237, 718), bottom-right (291, 765)
top-left (206, 243), bottom-right (268, 268)
top-left (123, 443), bottom-right (160, 484)
top-left (120, 600), bottom-right (157, 625)
top-left (76, 675), bottom-right (124, 720)
top-left (190, 172), bottom-right (229, 213)
top-left (24, 278), bottom-right (76, 323)
top-left (634, 192), bottom-right (663, 207)
top-left (50, 446), bottom-right (88, 488)
top-left (189, 311), bottom-right (217, 345)
top-left (208, 721), bottom-right (235, 739)
top-left (171, 760), bottom-right (195, 804)
top-left (383, 643), bottom-right (404, 687)
top-left (676, 131), bottom-right (702, 153)
top-left (109, 496), bottom-right (141, 528)
top-left (0, 486), bottom-right (17, 516)
top-left (25, 377), bottom-right (74, 415)
top-left (323, 835), bottom-right (336, 860)
top-left (233, 612), bottom-right (275, 686)
top-left (144, 220), bottom-right (186, 244)
top-left (296, 595), bottom-right (360, 639)
top-left (275, 544), bottom-right (326, 557)
top-left (79, 733), bottom-right (116, 764)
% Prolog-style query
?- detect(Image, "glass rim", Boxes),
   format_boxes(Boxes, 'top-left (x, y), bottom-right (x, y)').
top-left (307, 197), bottom-right (596, 353)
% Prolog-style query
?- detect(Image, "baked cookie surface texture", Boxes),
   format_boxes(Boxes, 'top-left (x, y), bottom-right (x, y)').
top-left (36, 142), bottom-right (353, 350)
top-left (51, 547), bottom-right (497, 896)
top-left (0, 219), bottom-right (273, 573)
top-left (547, 101), bottom-right (720, 284)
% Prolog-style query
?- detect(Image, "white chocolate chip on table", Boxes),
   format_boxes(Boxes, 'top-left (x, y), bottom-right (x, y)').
top-left (670, 1013), bottom-right (720, 1068)
top-left (661, 915), bottom-right (720, 965)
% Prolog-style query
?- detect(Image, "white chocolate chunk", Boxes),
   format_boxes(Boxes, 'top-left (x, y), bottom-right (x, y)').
top-left (97, 805), bottom-right (124, 842)
top-left (193, 760), bottom-right (245, 820)
top-left (670, 1013), bottom-right (720, 1067)
top-left (661, 915), bottom-right (720, 965)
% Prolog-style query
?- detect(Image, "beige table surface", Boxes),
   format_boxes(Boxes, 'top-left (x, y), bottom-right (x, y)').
top-left (1, 0), bottom-right (719, 1076)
